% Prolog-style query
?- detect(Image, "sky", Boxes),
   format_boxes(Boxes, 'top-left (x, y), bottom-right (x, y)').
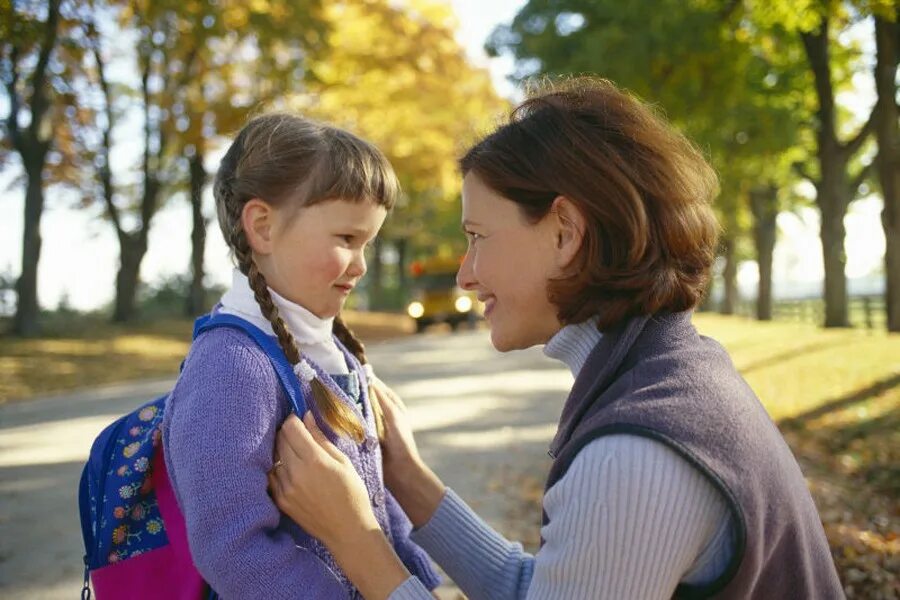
top-left (0, 0), bottom-right (887, 312)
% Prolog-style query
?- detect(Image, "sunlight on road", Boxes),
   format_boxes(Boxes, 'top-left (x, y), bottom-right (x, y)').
top-left (426, 423), bottom-right (560, 449)
top-left (0, 415), bottom-right (118, 468)
top-left (398, 368), bottom-right (572, 399)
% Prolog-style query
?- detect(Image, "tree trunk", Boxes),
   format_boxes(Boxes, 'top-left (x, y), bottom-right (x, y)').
top-left (751, 185), bottom-right (778, 321)
top-left (396, 237), bottom-right (408, 291)
top-left (818, 170), bottom-right (850, 328)
top-left (874, 16), bottom-right (900, 332)
top-left (801, 24), bottom-right (870, 328)
top-left (113, 234), bottom-right (148, 322)
top-left (186, 151), bottom-right (208, 316)
top-left (720, 236), bottom-right (738, 315)
top-left (698, 288), bottom-right (715, 312)
top-left (370, 236), bottom-right (384, 302)
top-left (8, 0), bottom-right (62, 336)
top-left (13, 161), bottom-right (46, 336)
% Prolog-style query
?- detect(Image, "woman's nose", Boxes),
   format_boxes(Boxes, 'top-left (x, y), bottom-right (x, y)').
top-left (457, 250), bottom-right (476, 290)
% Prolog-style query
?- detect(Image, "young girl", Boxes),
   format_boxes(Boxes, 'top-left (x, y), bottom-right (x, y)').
top-left (161, 113), bottom-right (440, 598)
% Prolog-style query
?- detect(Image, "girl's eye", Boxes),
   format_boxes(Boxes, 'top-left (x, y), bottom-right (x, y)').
top-left (338, 234), bottom-right (354, 244)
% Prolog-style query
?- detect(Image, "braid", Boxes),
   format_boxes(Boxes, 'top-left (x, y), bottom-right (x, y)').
top-left (247, 255), bottom-right (364, 441)
top-left (333, 314), bottom-right (367, 364)
top-left (228, 213), bottom-right (302, 365)
top-left (335, 313), bottom-right (386, 441)
top-left (246, 259), bottom-right (302, 365)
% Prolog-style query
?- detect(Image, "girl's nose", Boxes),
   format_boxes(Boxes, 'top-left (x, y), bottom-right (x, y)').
top-left (457, 250), bottom-right (476, 290)
top-left (348, 250), bottom-right (367, 278)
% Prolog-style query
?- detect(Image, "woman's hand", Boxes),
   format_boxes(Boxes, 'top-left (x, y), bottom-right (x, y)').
top-left (269, 412), bottom-right (379, 546)
top-left (371, 380), bottom-right (446, 528)
top-left (269, 412), bottom-right (410, 600)
top-left (371, 379), bottom-right (423, 488)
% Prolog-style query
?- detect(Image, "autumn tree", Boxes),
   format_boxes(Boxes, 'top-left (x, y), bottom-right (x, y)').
top-left (82, 0), bottom-right (324, 321)
top-left (799, 18), bottom-right (874, 327)
top-left (169, 1), bottom-right (327, 315)
top-left (1, 0), bottom-right (85, 335)
top-left (178, 1), bottom-right (328, 315)
top-left (736, 1), bottom-right (890, 328)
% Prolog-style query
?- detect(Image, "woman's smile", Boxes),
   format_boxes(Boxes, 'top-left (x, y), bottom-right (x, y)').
top-left (479, 294), bottom-right (497, 318)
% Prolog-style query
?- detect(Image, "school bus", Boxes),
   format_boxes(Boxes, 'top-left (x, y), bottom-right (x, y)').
top-left (405, 256), bottom-right (482, 333)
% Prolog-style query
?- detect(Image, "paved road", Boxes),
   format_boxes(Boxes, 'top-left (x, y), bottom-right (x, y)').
top-left (0, 329), bottom-right (572, 599)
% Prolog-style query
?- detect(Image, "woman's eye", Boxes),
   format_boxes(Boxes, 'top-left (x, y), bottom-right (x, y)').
top-left (465, 231), bottom-right (482, 243)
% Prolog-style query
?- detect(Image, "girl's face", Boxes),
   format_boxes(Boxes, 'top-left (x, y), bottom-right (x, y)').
top-left (249, 198), bottom-right (387, 319)
top-left (457, 173), bottom-right (565, 351)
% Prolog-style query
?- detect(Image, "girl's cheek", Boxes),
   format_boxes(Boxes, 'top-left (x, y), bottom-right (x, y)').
top-left (331, 252), bottom-right (352, 277)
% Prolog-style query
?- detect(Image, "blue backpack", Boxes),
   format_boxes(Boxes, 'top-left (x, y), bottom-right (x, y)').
top-left (78, 313), bottom-right (308, 600)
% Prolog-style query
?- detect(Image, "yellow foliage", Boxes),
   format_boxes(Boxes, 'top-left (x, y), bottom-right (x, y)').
top-left (222, 6), bottom-right (249, 29)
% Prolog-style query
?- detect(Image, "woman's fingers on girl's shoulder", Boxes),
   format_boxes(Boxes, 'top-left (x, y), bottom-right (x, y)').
top-left (267, 468), bottom-right (284, 502)
top-left (377, 381), bottom-right (406, 410)
top-left (388, 387), bottom-right (407, 410)
top-left (301, 412), bottom-right (346, 462)
top-left (278, 412), bottom-right (322, 460)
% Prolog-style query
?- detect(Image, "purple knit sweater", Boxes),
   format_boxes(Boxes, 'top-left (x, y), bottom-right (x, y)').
top-left (161, 324), bottom-right (440, 598)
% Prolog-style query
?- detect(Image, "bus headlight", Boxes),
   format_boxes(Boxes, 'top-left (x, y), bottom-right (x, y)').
top-left (407, 302), bottom-right (425, 319)
top-left (454, 296), bottom-right (473, 313)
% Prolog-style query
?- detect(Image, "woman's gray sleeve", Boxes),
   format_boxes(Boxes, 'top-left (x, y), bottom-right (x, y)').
top-left (405, 435), bottom-right (731, 600)
top-left (410, 489), bottom-right (535, 599)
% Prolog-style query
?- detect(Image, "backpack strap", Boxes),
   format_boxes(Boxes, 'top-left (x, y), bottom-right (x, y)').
top-left (192, 313), bottom-right (308, 416)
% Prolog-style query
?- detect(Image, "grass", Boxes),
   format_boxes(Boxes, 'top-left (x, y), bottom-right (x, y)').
top-left (0, 310), bottom-right (413, 402)
top-left (693, 314), bottom-right (899, 497)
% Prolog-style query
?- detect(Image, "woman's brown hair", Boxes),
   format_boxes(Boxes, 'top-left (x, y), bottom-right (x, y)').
top-left (214, 113), bottom-right (395, 442)
top-left (460, 77), bottom-right (720, 330)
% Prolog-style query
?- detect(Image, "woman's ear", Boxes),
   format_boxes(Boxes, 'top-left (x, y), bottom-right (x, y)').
top-left (241, 198), bottom-right (277, 256)
top-left (551, 196), bottom-right (586, 269)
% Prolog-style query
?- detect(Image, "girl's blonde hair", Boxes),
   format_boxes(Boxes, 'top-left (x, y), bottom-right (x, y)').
top-left (214, 112), bottom-right (396, 442)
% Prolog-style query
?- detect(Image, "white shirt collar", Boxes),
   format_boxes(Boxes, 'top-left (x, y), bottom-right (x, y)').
top-left (219, 269), bottom-right (335, 346)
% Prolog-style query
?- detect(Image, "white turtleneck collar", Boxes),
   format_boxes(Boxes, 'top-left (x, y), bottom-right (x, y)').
top-left (543, 316), bottom-right (603, 378)
top-left (218, 269), bottom-right (348, 374)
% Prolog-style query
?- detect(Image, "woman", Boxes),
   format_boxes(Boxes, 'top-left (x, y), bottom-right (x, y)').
top-left (268, 78), bottom-right (842, 599)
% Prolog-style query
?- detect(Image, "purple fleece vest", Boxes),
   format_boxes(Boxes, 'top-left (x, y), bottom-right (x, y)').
top-left (544, 311), bottom-right (842, 599)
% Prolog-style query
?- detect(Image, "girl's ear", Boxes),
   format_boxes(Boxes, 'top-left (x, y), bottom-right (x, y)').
top-left (551, 195), bottom-right (586, 269)
top-left (241, 198), bottom-right (277, 255)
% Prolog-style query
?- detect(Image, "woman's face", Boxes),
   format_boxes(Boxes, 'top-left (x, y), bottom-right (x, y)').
top-left (457, 173), bottom-right (563, 351)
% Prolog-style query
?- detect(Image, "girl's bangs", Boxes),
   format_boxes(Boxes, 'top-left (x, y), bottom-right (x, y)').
top-left (309, 131), bottom-right (400, 209)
